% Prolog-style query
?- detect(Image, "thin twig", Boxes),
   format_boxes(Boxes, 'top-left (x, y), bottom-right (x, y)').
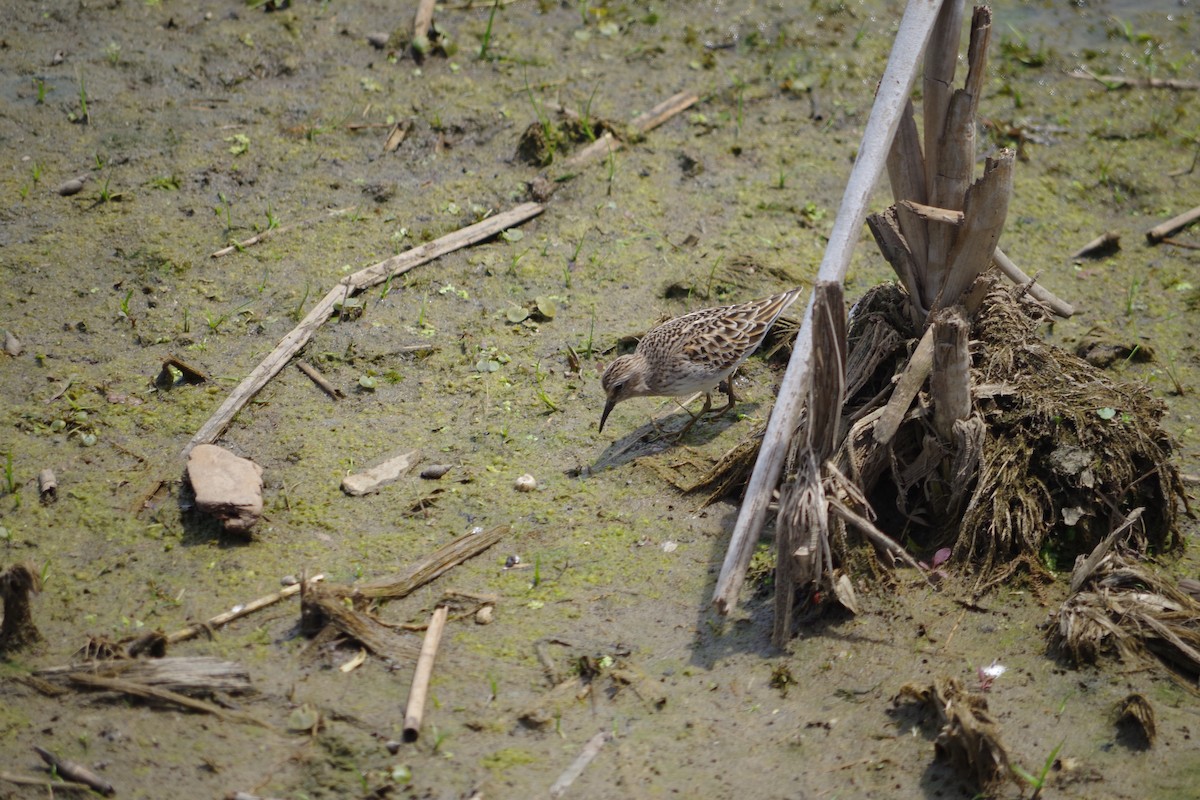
top-left (185, 203), bottom-right (543, 456)
top-left (165, 575), bottom-right (324, 645)
top-left (402, 605), bottom-right (450, 742)
top-left (549, 732), bottom-right (612, 798)
top-left (297, 361), bottom-right (343, 399)
top-left (211, 207), bottom-right (353, 258)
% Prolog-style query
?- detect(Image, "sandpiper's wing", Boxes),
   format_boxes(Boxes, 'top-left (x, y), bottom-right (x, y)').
top-left (668, 288), bottom-right (802, 370)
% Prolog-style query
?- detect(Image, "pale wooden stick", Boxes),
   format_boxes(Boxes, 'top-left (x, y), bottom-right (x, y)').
top-left (402, 605), bottom-right (449, 742)
top-left (992, 247), bottom-right (1075, 318)
top-left (0, 771), bottom-right (95, 793)
top-left (549, 732), bottom-right (612, 798)
top-left (413, 0), bottom-right (436, 42)
top-left (629, 91), bottom-right (700, 134)
top-left (184, 203), bottom-right (543, 455)
top-left (165, 574), bottom-right (324, 644)
top-left (211, 207), bottom-right (353, 258)
top-left (297, 361), bottom-right (343, 399)
top-left (712, 0), bottom-right (945, 615)
top-left (1146, 203), bottom-right (1200, 244)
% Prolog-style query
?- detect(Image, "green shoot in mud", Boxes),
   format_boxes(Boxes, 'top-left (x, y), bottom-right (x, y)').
top-left (215, 193), bottom-right (233, 234)
top-left (105, 41), bottom-right (121, 66)
top-left (1012, 739), bottom-right (1064, 799)
top-left (291, 284), bottom-right (310, 321)
top-left (579, 84), bottom-right (600, 142)
top-left (117, 289), bottom-right (134, 323)
top-left (264, 203), bottom-right (280, 232)
top-left (34, 77), bottom-right (47, 104)
top-left (534, 363), bottom-right (558, 412)
top-left (206, 300), bottom-right (253, 334)
top-left (478, 0), bottom-right (500, 61)
top-left (69, 69), bottom-right (89, 124)
top-left (1125, 277), bottom-right (1142, 316)
top-left (582, 307), bottom-right (596, 359)
top-left (704, 255), bottom-right (723, 300)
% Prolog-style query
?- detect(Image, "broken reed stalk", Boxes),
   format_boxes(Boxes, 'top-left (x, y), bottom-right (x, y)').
top-left (210, 207), bottom-right (353, 258)
top-left (402, 604), bottom-right (449, 742)
top-left (165, 574), bottom-right (324, 645)
top-left (711, 0), bottom-right (946, 615)
top-left (339, 525), bottom-right (507, 600)
top-left (413, 0), bottom-right (436, 42)
top-left (184, 203), bottom-right (543, 456)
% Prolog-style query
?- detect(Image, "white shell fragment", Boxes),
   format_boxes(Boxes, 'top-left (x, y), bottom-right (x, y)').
top-left (514, 473), bottom-right (537, 492)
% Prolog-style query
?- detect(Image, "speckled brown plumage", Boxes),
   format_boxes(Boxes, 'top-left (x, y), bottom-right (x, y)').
top-left (599, 288), bottom-right (802, 434)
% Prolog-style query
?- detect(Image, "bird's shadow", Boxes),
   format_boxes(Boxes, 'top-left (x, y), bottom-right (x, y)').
top-left (579, 403), bottom-right (758, 475)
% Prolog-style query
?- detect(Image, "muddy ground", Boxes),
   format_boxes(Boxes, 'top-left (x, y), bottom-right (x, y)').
top-left (1, 0), bottom-right (1198, 798)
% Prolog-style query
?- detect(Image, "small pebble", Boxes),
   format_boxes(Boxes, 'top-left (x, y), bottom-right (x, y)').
top-left (385, 740), bottom-right (402, 755)
top-left (366, 32), bottom-right (389, 49)
top-left (57, 177), bottom-right (86, 196)
top-left (3, 330), bottom-right (21, 357)
top-left (505, 555), bottom-right (521, 569)
top-left (420, 464), bottom-right (451, 480)
top-left (514, 473), bottom-right (537, 492)
top-left (280, 575), bottom-right (298, 586)
top-left (475, 605), bottom-right (494, 625)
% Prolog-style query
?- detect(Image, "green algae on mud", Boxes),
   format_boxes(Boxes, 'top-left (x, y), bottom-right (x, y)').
top-left (1, 0), bottom-right (1198, 798)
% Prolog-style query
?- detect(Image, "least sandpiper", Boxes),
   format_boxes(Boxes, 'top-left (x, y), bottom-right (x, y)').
top-left (598, 288), bottom-right (802, 435)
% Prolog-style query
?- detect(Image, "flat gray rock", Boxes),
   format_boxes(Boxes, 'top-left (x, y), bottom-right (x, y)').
top-left (186, 444), bottom-right (263, 533)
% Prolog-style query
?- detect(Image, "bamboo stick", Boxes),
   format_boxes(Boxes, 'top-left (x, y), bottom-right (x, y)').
top-left (402, 605), bottom-right (449, 742)
top-left (712, 0), bottom-right (948, 615)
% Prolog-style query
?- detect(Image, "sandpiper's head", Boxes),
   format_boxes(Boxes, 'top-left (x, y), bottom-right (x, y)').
top-left (599, 353), bottom-right (650, 432)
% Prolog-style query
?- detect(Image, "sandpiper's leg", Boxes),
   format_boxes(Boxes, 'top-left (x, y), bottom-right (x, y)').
top-left (675, 392), bottom-right (713, 438)
top-left (711, 370), bottom-right (738, 415)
